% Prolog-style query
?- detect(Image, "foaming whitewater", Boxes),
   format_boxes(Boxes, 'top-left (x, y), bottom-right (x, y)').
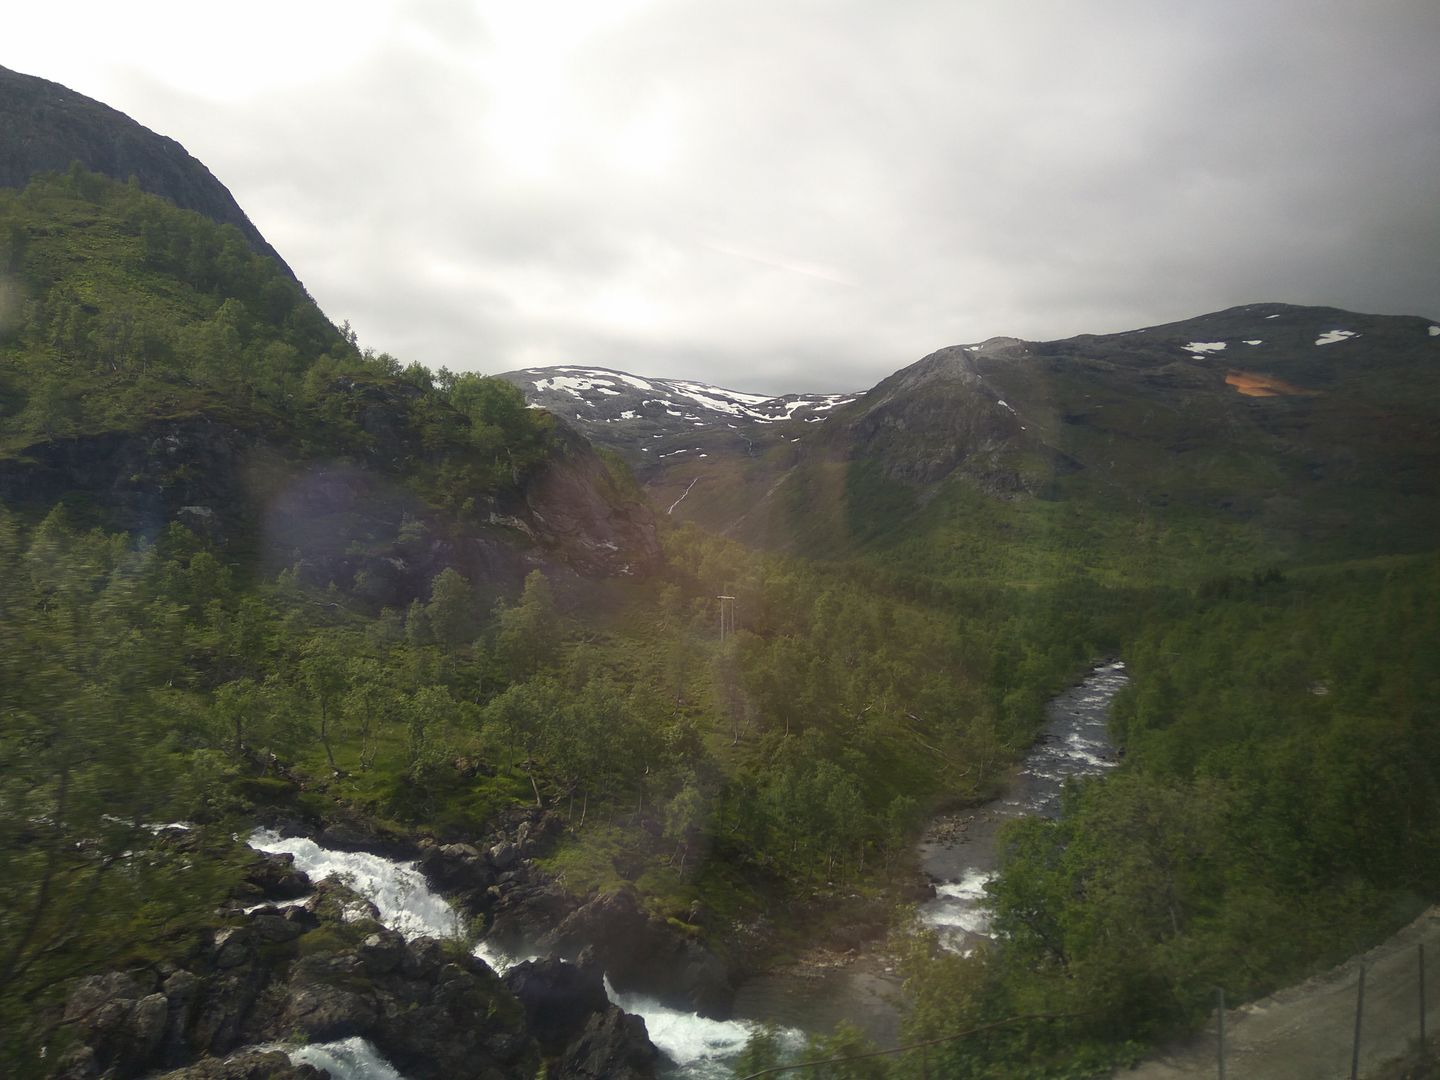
top-left (283, 1037), bottom-right (405, 1079)
top-left (606, 979), bottom-right (804, 1079)
top-left (245, 829), bottom-right (785, 1077)
top-left (244, 831), bottom-right (465, 1080)
top-left (919, 660), bottom-right (1127, 951)
top-left (248, 828), bottom-right (462, 940)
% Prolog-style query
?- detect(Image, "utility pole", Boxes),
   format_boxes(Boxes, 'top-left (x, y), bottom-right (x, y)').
top-left (717, 596), bottom-right (736, 643)
top-left (1216, 988), bottom-right (1226, 1080)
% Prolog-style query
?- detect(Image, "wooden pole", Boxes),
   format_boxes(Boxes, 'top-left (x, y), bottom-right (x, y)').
top-left (1351, 963), bottom-right (1365, 1080)
top-left (1421, 943), bottom-right (1427, 1046)
top-left (1216, 988), bottom-right (1226, 1080)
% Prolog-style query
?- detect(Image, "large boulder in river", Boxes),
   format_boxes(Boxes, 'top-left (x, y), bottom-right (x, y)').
top-left (502, 957), bottom-right (610, 1053)
top-left (150, 1051), bottom-right (325, 1079)
top-left (502, 957), bottom-right (658, 1078)
top-left (560, 1006), bottom-right (659, 1080)
top-left (237, 850), bottom-right (312, 902)
top-left (539, 888), bottom-right (734, 1018)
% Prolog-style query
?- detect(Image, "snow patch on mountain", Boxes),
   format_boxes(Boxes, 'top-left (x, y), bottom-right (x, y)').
top-left (1184, 341), bottom-right (1227, 356)
top-left (505, 366), bottom-right (856, 425)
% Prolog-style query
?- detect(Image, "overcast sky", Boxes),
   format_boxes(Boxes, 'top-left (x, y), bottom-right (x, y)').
top-left (7, 1), bottom-right (1439, 394)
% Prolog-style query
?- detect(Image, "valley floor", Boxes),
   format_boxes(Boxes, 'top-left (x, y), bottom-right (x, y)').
top-left (1120, 904), bottom-right (1440, 1080)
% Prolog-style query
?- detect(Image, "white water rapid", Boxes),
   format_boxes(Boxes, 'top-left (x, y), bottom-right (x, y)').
top-left (244, 828), bottom-right (792, 1078)
top-left (283, 1036), bottom-right (407, 1080)
top-left (918, 660), bottom-right (1127, 951)
top-left (240, 662), bottom-right (1128, 1076)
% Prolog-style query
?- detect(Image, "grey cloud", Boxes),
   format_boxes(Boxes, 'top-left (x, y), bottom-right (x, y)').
top-left (24, 0), bottom-right (1435, 395)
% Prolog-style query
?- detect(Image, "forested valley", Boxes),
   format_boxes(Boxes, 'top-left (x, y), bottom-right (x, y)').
top-left (2, 169), bottom-right (1438, 1079)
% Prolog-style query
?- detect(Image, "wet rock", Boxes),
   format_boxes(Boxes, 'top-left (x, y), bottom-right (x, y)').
top-left (358, 928), bottom-right (405, 975)
top-left (130, 994), bottom-right (170, 1061)
top-left (540, 889), bottom-right (733, 1018)
top-left (486, 879), bottom-right (579, 952)
top-left (417, 842), bottom-right (496, 898)
top-left (160, 969), bottom-right (199, 1066)
top-left (150, 1050), bottom-right (325, 1079)
top-left (371, 946), bottom-right (538, 1080)
top-left (240, 850), bottom-right (312, 901)
top-left (212, 926), bottom-right (253, 969)
top-left (250, 910), bottom-right (309, 944)
top-left (283, 953), bottom-right (378, 1040)
top-left (188, 972), bottom-right (261, 1057)
top-left (897, 877), bottom-right (936, 903)
top-left (560, 1006), bottom-right (659, 1080)
top-left (502, 957), bottom-right (609, 1053)
top-left (304, 880), bottom-right (380, 925)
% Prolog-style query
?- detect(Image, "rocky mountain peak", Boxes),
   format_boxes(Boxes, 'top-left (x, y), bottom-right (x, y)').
top-left (0, 64), bottom-right (295, 278)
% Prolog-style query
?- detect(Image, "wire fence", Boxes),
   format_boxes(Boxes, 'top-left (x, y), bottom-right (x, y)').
top-left (736, 942), bottom-right (1435, 1078)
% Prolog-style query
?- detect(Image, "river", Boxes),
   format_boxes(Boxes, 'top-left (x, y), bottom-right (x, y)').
top-left (729, 659), bottom-right (1127, 1049)
top-left (241, 659), bottom-right (1127, 1078)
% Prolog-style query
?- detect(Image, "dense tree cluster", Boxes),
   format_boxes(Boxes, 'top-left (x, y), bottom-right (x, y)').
top-left (4, 168), bottom-right (1438, 1080)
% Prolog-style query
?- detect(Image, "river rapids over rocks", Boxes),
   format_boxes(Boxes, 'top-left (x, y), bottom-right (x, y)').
top-left (236, 660), bottom-right (1126, 1077)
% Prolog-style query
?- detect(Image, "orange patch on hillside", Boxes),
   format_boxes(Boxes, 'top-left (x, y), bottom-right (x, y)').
top-left (1225, 370), bottom-right (1321, 398)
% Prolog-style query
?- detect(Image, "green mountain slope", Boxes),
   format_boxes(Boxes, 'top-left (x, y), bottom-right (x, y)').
top-left (0, 63), bottom-right (294, 277)
top-left (606, 303), bottom-right (1440, 582)
top-left (0, 170), bottom-right (660, 590)
top-left (2, 78), bottom-right (1438, 1080)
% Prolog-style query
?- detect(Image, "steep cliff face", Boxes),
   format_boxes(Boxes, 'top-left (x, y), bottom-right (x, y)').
top-left (0, 388), bottom-right (662, 605)
top-left (0, 64), bottom-right (294, 278)
top-left (522, 424), bottom-right (663, 577)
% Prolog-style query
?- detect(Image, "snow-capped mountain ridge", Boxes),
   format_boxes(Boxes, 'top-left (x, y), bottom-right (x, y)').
top-left (503, 366), bottom-right (856, 427)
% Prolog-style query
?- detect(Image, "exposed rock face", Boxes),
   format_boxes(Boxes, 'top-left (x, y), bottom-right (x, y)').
top-left (237, 850), bottom-right (312, 903)
top-left (538, 888), bottom-right (734, 1018)
top-left (503, 957), bottom-right (658, 1079)
top-left (523, 424), bottom-right (663, 576)
top-left (55, 888), bottom-right (541, 1080)
top-left (0, 389), bottom-right (662, 602)
top-left (151, 1052), bottom-right (325, 1080)
top-left (502, 957), bottom-right (611, 1052)
top-left (839, 344), bottom-right (1032, 488)
top-left (0, 64), bottom-right (294, 276)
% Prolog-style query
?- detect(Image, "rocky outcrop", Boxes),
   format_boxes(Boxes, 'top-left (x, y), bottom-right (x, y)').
top-left (151, 1052), bottom-right (325, 1080)
top-left (412, 809), bottom-right (732, 1020)
top-left (538, 887), bottom-right (734, 1018)
top-left (54, 883), bottom-right (540, 1080)
top-left (0, 394), bottom-right (662, 610)
top-left (0, 64), bottom-right (294, 276)
top-left (236, 851), bottom-right (312, 904)
top-left (503, 957), bottom-right (657, 1079)
top-left (522, 424), bottom-right (663, 576)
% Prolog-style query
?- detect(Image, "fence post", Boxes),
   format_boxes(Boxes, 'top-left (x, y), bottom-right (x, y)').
top-left (1422, 943), bottom-right (1427, 1046)
top-left (1351, 962), bottom-right (1365, 1080)
top-left (1216, 988), bottom-right (1226, 1080)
